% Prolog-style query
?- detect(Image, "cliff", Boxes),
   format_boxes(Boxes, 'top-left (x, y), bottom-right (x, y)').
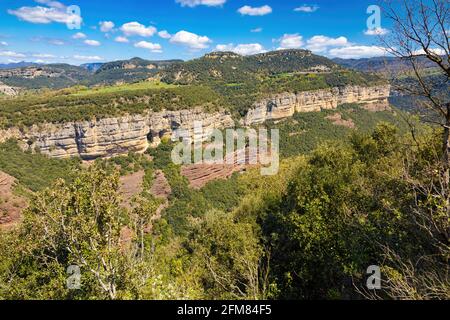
top-left (0, 84), bottom-right (391, 160)
top-left (243, 85), bottom-right (390, 126)
top-left (0, 109), bottom-right (234, 160)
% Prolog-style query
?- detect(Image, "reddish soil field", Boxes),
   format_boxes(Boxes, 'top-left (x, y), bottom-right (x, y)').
top-left (0, 171), bottom-right (27, 229)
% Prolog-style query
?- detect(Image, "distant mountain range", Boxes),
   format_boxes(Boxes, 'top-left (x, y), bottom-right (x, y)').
top-left (0, 61), bottom-right (40, 69)
top-left (0, 51), bottom-right (423, 91)
top-left (332, 56), bottom-right (437, 74)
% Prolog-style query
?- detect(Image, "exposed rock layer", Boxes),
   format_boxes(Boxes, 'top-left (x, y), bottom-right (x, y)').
top-left (0, 85), bottom-right (390, 159)
top-left (243, 85), bottom-right (390, 125)
top-left (0, 109), bottom-right (234, 160)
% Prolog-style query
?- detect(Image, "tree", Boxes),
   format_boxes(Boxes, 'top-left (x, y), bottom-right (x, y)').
top-left (379, 0), bottom-right (450, 300)
top-left (0, 166), bottom-right (158, 299)
top-left (381, 0), bottom-right (450, 182)
top-left (188, 210), bottom-right (268, 300)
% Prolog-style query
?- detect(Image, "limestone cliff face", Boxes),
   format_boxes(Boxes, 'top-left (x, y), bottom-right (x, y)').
top-left (0, 81), bottom-right (18, 96)
top-left (0, 109), bottom-right (234, 160)
top-left (0, 84), bottom-right (391, 160)
top-left (243, 85), bottom-right (391, 126)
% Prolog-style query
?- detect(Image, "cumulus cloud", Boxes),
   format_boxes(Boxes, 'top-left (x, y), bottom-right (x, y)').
top-left (294, 5), bottom-right (319, 13)
top-left (134, 41), bottom-right (163, 53)
top-left (176, 0), bottom-right (226, 7)
top-left (120, 22), bottom-right (157, 37)
top-left (328, 45), bottom-right (388, 59)
top-left (306, 35), bottom-right (349, 53)
top-left (72, 32), bottom-right (87, 39)
top-left (364, 27), bottom-right (389, 36)
top-left (277, 34), bottom-right (304, 50)
top-left (8, 1), bottom-right (82, 26)
top-left (114, 36), bottom-right (129, 43)
top-left (99, 21), bottom-right (115, 33)
top-left (215, 43), bottom-right (266, 55)
top-left (73, 54), bottom-right (103, 61)
top-left (170, 30), bottom-right (212, 49)
top-left (158, 30), bottom-right (172, 39)
top-left (238, 5), bottom-right (272, 16)
top-left (84, 39), bottom-right (101, 46)
top-left (0, 51), bottom-right (26, 58)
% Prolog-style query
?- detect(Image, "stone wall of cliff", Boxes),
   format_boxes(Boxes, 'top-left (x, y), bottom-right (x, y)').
top-left (0, 109), bottom-right (234, 160)
top-left (0, 84), bottom-right (391, 160)
top-left (243, 85), bottom-right (391, 126)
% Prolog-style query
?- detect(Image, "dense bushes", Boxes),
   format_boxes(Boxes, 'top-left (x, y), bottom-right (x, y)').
top-left (0, 139), bottom-right (80, 192)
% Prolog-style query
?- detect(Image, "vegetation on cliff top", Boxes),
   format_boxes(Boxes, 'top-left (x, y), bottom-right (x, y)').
top-left (0, 49), bottom-right (387, 127)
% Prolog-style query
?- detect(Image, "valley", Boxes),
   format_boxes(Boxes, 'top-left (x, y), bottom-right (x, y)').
top-left (0, 46), bottom-right (447, 301)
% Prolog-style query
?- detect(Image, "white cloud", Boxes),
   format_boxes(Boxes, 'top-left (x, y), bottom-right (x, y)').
top-left (120, 22), bottom-right (157, 37)
top-left (251, 27), bottom-right (263, 33)
top-left (34, 0), bottom-right (65, 10)
top-left (328, 45), bottom-right (388, 59)
top-left (84, 39), bottom-right (101, 46)
top-left (134, 41), bottom-right (163, 53)
top-left (72, 32), bottom-right (87, 39)
top-left (306, 35), bottom-right (349, 53)
top-left (215, 43), bottom-right (266, 55)
top-left (99, 21), bottom-right (115, 33)
top-left (294, 5), bottom-right (319, 13)
top-left (170, 30), bottom-right (212, 49)
top-left (8, 3), bottom-right (82, 26)
top-left (238, 5), bottom-right (272, 16)
top-left (48, 38), bottom-right (65, 45)
top-left (32, 53), bottom-right (56, 58)
top-left (277, 34), bottom-right (304, 50)
top-left (158, 30), bottom-right (172, 39)
top-left (176, 0), bottom-right (226, 7)
top-left (413, 48), bottom-right (446, 56)
top-left (364, 27), bottom-right (389, 36)
top-left (0, 51), bottom-right (26, 58)
top-left (73, 55), bottom-right (103, 61)
top-left (114, 36), bottom-right (129, 43)
top-left (0, 41), bottom-right (8, 46)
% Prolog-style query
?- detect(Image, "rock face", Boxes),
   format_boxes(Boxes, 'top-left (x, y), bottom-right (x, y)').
top-left (243, 85), bottom-right (390, 125)
top-left (0, 109), bottom-right (234, 160)
top-left (0, 84), bottom-right (391, 160)
top-left (0, 81), bottom-right (18, 96)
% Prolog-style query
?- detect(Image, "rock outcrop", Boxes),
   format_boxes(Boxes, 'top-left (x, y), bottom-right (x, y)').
top-left (0, 109), bottom-right (234, 160)
top-left (0, 81), bottom-right (18, 96)
top-left (243, 85), bottom-right (390, 125)
top-left (0, 84), bottom-right (391, 160)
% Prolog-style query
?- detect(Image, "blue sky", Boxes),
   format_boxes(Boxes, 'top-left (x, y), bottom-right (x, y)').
top-left (0, 0), bottom-right (394, 65)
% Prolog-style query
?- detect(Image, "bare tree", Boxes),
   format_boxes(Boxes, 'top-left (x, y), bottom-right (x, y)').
top-left (381, 0), bottom-right (449, 181)
top-left (366, 0), bottom-right (450, 300)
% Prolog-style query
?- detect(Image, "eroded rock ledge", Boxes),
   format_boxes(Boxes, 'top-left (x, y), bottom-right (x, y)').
top-left (0, 85), bottom-right (390, 160)
top-left (243, 85), bottom-right (390, 126)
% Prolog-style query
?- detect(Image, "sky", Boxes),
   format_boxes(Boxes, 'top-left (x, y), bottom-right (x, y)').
top-left (0, 0), bottom-right (396, 65)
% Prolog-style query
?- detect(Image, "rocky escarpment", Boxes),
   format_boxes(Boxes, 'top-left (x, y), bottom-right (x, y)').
top-left (243, 85), bottom-right (391, 126)
top-left (0, 84), bottom-right (391, 160)
top-left (0, 109), bottom-right (234, 160)
top-left (0, 81), bottom-right (18, 96)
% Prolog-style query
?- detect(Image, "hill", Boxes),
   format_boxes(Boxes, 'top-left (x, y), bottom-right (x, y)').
top-left (0, 64), bottom-right (90, 89)
top-left (88, 57), bottom-right (182, 86)
top-left (161, 49), bottom-right (340, 84)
